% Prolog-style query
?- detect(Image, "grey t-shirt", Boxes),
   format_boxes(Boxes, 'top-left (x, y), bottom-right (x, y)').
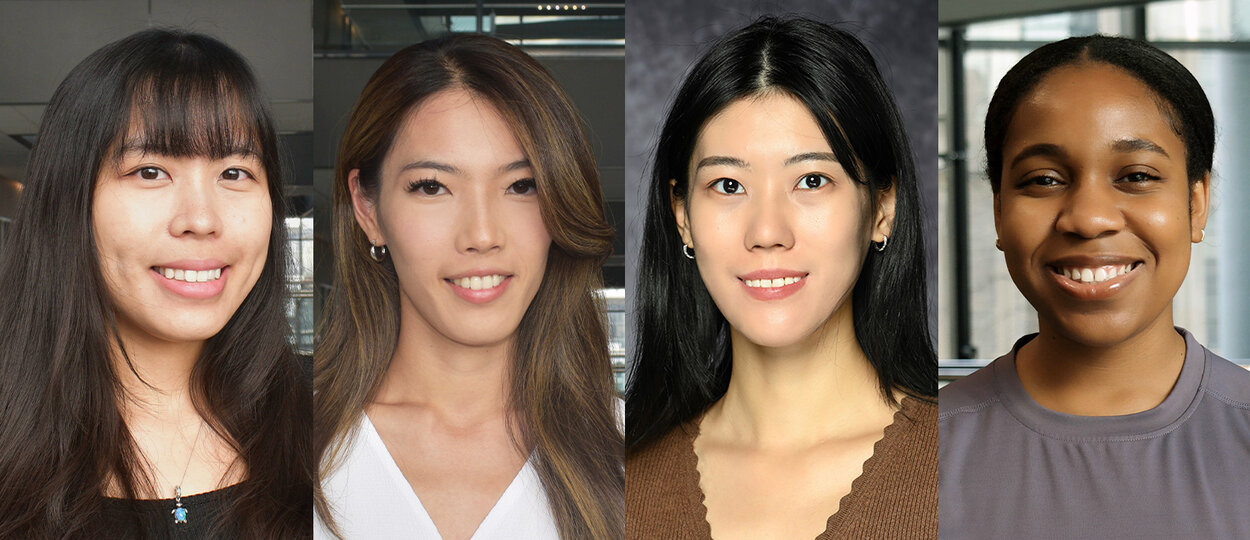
top-left (939, 328), bottom-right (1250, 539)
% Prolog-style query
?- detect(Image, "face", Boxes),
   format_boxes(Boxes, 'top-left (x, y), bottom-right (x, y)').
top-left (351, 89), bottom-right (550, 348)
top-left (994, 63), bottom-right (1209, 348)
top-left (672, 93), bottom-right (893, 348)
top-left (93, 147), bottom-right (272, 348)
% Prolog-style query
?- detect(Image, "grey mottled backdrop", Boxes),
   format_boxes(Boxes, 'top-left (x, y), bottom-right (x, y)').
top-left (623, 0), bottom-right (938, 377)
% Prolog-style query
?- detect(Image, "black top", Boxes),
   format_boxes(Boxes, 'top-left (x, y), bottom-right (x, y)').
top-left (102, 484), bottom-right (242, 539)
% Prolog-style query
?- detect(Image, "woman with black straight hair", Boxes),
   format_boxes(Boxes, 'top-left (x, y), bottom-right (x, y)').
top-left (0, 29), bottom-right (312, 537)
top-left (940, 35), bottom-right (1250, 539)
top-left (626, 16), bottom-right (937, 539)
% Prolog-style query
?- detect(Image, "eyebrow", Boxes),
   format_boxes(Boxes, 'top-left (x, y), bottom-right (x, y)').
top-left (695, 152), bottom-right (839, 172)
top-left (1009, 143), bottom-right (1066, 170)
top-left (399, 159), bottom-right (531, 175)
top-left (116, 143), bottom-right (260, 160)
top-left (784, 152), bottom-right (839, 167)
top-left (695, 155), bottom-right (749, 171)
top-left (1111, 138), bottom-right (1169, 158)
top-left (1009, 138), bottom-right (1170, 170)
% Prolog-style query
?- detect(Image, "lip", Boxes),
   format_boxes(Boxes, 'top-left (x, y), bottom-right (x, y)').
top-left (445, 269), bottom-right (513, 304)
top-left (1045, 255), bottom-right (1144, 301)
top-left (151, 260), bottom-right (229, 300)
top-left (737, 269), bottom-right (808, 301)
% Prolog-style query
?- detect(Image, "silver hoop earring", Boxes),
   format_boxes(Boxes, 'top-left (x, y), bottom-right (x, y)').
top-left (369, 241), bottom-right (388, 262)
top-left (875, 235), bottom-right (889, 252)
top-left (682, 244), bottom-right (695, 259)
top-left (1198, 228), bottom-right (1205, 242)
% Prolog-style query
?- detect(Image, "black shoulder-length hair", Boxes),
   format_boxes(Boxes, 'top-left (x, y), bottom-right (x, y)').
top-left (626, 16), bottom-right (936, 450)
top-left (0, 29), bottom-right (311, 537)
top-left (984, 35), bottom-right (1214, 192)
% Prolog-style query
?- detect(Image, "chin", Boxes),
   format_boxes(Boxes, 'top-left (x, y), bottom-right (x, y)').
top-left (1040, 309), bottom-right (1150, 349)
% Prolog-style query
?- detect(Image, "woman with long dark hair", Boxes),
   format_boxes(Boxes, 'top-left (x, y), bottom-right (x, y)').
top-left (626, 17), bottom-right (937, 539)
top-left (939, 35), bottom-right (1250, 538)
top-left (314, 34), bottom-right (622, 539)
top-left (0, 29), bottom-right (312, 537)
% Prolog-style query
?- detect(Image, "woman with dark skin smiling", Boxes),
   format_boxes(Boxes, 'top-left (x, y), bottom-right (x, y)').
top-left (939, 36), bottom-right (1250, 539)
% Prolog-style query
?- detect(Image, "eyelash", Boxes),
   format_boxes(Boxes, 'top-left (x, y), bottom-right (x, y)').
top-left (406, 179), bottom-right (447, 195)
top-left (710, 178), bottom-right (742, 194)
top-left (796, 173), bottom-right (832, 190)
top-left (508, 178), bottom-right (538, 195)
top-left (127, 166), bottom-right (255, 182)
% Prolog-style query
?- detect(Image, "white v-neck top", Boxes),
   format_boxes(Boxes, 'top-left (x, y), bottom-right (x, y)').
top-left (314, 413), bottom-right (558, 540)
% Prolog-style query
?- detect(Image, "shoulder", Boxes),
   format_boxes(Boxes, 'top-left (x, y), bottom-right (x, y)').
top-left (625, 421), bottom-right (703, 538)
top-left (1201, 346), bottom-right (1250, 411)
top-left (938, 359), bottom-right (1003, 421)
top-left (625, 421), bottom-right (696, 482)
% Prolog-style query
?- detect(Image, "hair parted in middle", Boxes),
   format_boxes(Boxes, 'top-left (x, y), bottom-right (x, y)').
top-left (314, 33), bottom-right (623, 540)
top-left (626, 16), bottom-right (937, 451)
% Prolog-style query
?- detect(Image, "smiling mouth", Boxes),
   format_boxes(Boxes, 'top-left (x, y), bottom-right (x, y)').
top-left (1048, 262), bottom-right (1142, 284)
top-left (742, 275), bottom-right (806, 288)
top-left (154, 266), bottom-right (225, 283)
top-left (447, 274), bottom-right (508, 290)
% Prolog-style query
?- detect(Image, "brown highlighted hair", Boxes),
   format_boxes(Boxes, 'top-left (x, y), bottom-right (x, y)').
top-left (314, 34), bottom-right (622, 538)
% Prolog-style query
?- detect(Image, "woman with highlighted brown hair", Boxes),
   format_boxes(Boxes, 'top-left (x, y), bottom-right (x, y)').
top-left (314, 34), bottom-right (623, 539)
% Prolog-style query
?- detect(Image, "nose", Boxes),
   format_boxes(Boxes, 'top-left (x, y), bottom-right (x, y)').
top-left (455, 188), bottom-right (504, 253)
top-left (743, 189), bottom-right (795, 252)
top-left (168, 174), bottom-right (222, 237)
top-left (1054, 177), bottom-right (1125, 239)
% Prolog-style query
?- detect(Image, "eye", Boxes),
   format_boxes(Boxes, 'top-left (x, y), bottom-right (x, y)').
top-left (221, 168), bottom-right (255, 182)
top-left (711, 178), bottom-right (743, 195)
top-left (405, 179), bottom-right (447, 196)
top-left (1120, 171), bottom-right (1160, 183)
top-left (507, 178), bottom-right (538, 195)
top-left (796, 173), bottom-right (831, 190)
top-left (133, 166), bottom-right (169, 181)
top-left (1018, 174), bottom-right (1062, 188)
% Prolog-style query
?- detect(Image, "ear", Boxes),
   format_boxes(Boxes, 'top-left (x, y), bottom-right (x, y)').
top-left (670, 179), bottom-right (694, 247)
top-left (1190, 172), bottom-right (1211, 242)
top-left (872, 180), bottom-right (897, 243)
top-left (349, 169), bottom-right (385, 245)
top-left (993, 191), bottom-right (1002, 247)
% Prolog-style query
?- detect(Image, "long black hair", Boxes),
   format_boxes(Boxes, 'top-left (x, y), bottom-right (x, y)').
top-left (0, 29), bottom-right (311, 537)
top-left (626, 17), bottom-right (936, 450)
top-left (985, 35), bottom-right (1214, 191)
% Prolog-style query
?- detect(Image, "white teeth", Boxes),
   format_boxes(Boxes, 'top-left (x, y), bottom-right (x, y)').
top-left (156, 267), bottom-right (224, 283)
top-left (452, 274), bottom-right (506, 290)
top-left (744, 276), bottom-right (803, 288)
top-left (1060, 264), bottom-right (1134, 284)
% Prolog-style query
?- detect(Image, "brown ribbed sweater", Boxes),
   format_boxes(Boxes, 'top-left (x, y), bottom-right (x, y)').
top-left (625, 397), bottom-right (937, 539)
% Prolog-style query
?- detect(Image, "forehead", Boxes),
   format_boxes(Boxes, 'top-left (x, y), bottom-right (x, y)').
top-left (692, 93), bottom-right (830, 164)
top-left (387, 89), bottom-right (526, 169)
top-left (1004, 63), bottom-right (1185, 162)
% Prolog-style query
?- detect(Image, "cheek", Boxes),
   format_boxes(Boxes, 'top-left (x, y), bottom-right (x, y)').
top-left (512, 205), bottom-right (551, 270)
top-left (231, 196), bottom-right (273, 260)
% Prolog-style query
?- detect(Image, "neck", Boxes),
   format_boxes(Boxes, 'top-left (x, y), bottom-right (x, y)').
top-left (373, 302), bottom-right (511, 423)
top-left (1017, 307), bottom-right (1185, 416)
top-left (708, 302), bottom-right (892, 448)
top-left (112, 328), bottom-right (204, 420)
